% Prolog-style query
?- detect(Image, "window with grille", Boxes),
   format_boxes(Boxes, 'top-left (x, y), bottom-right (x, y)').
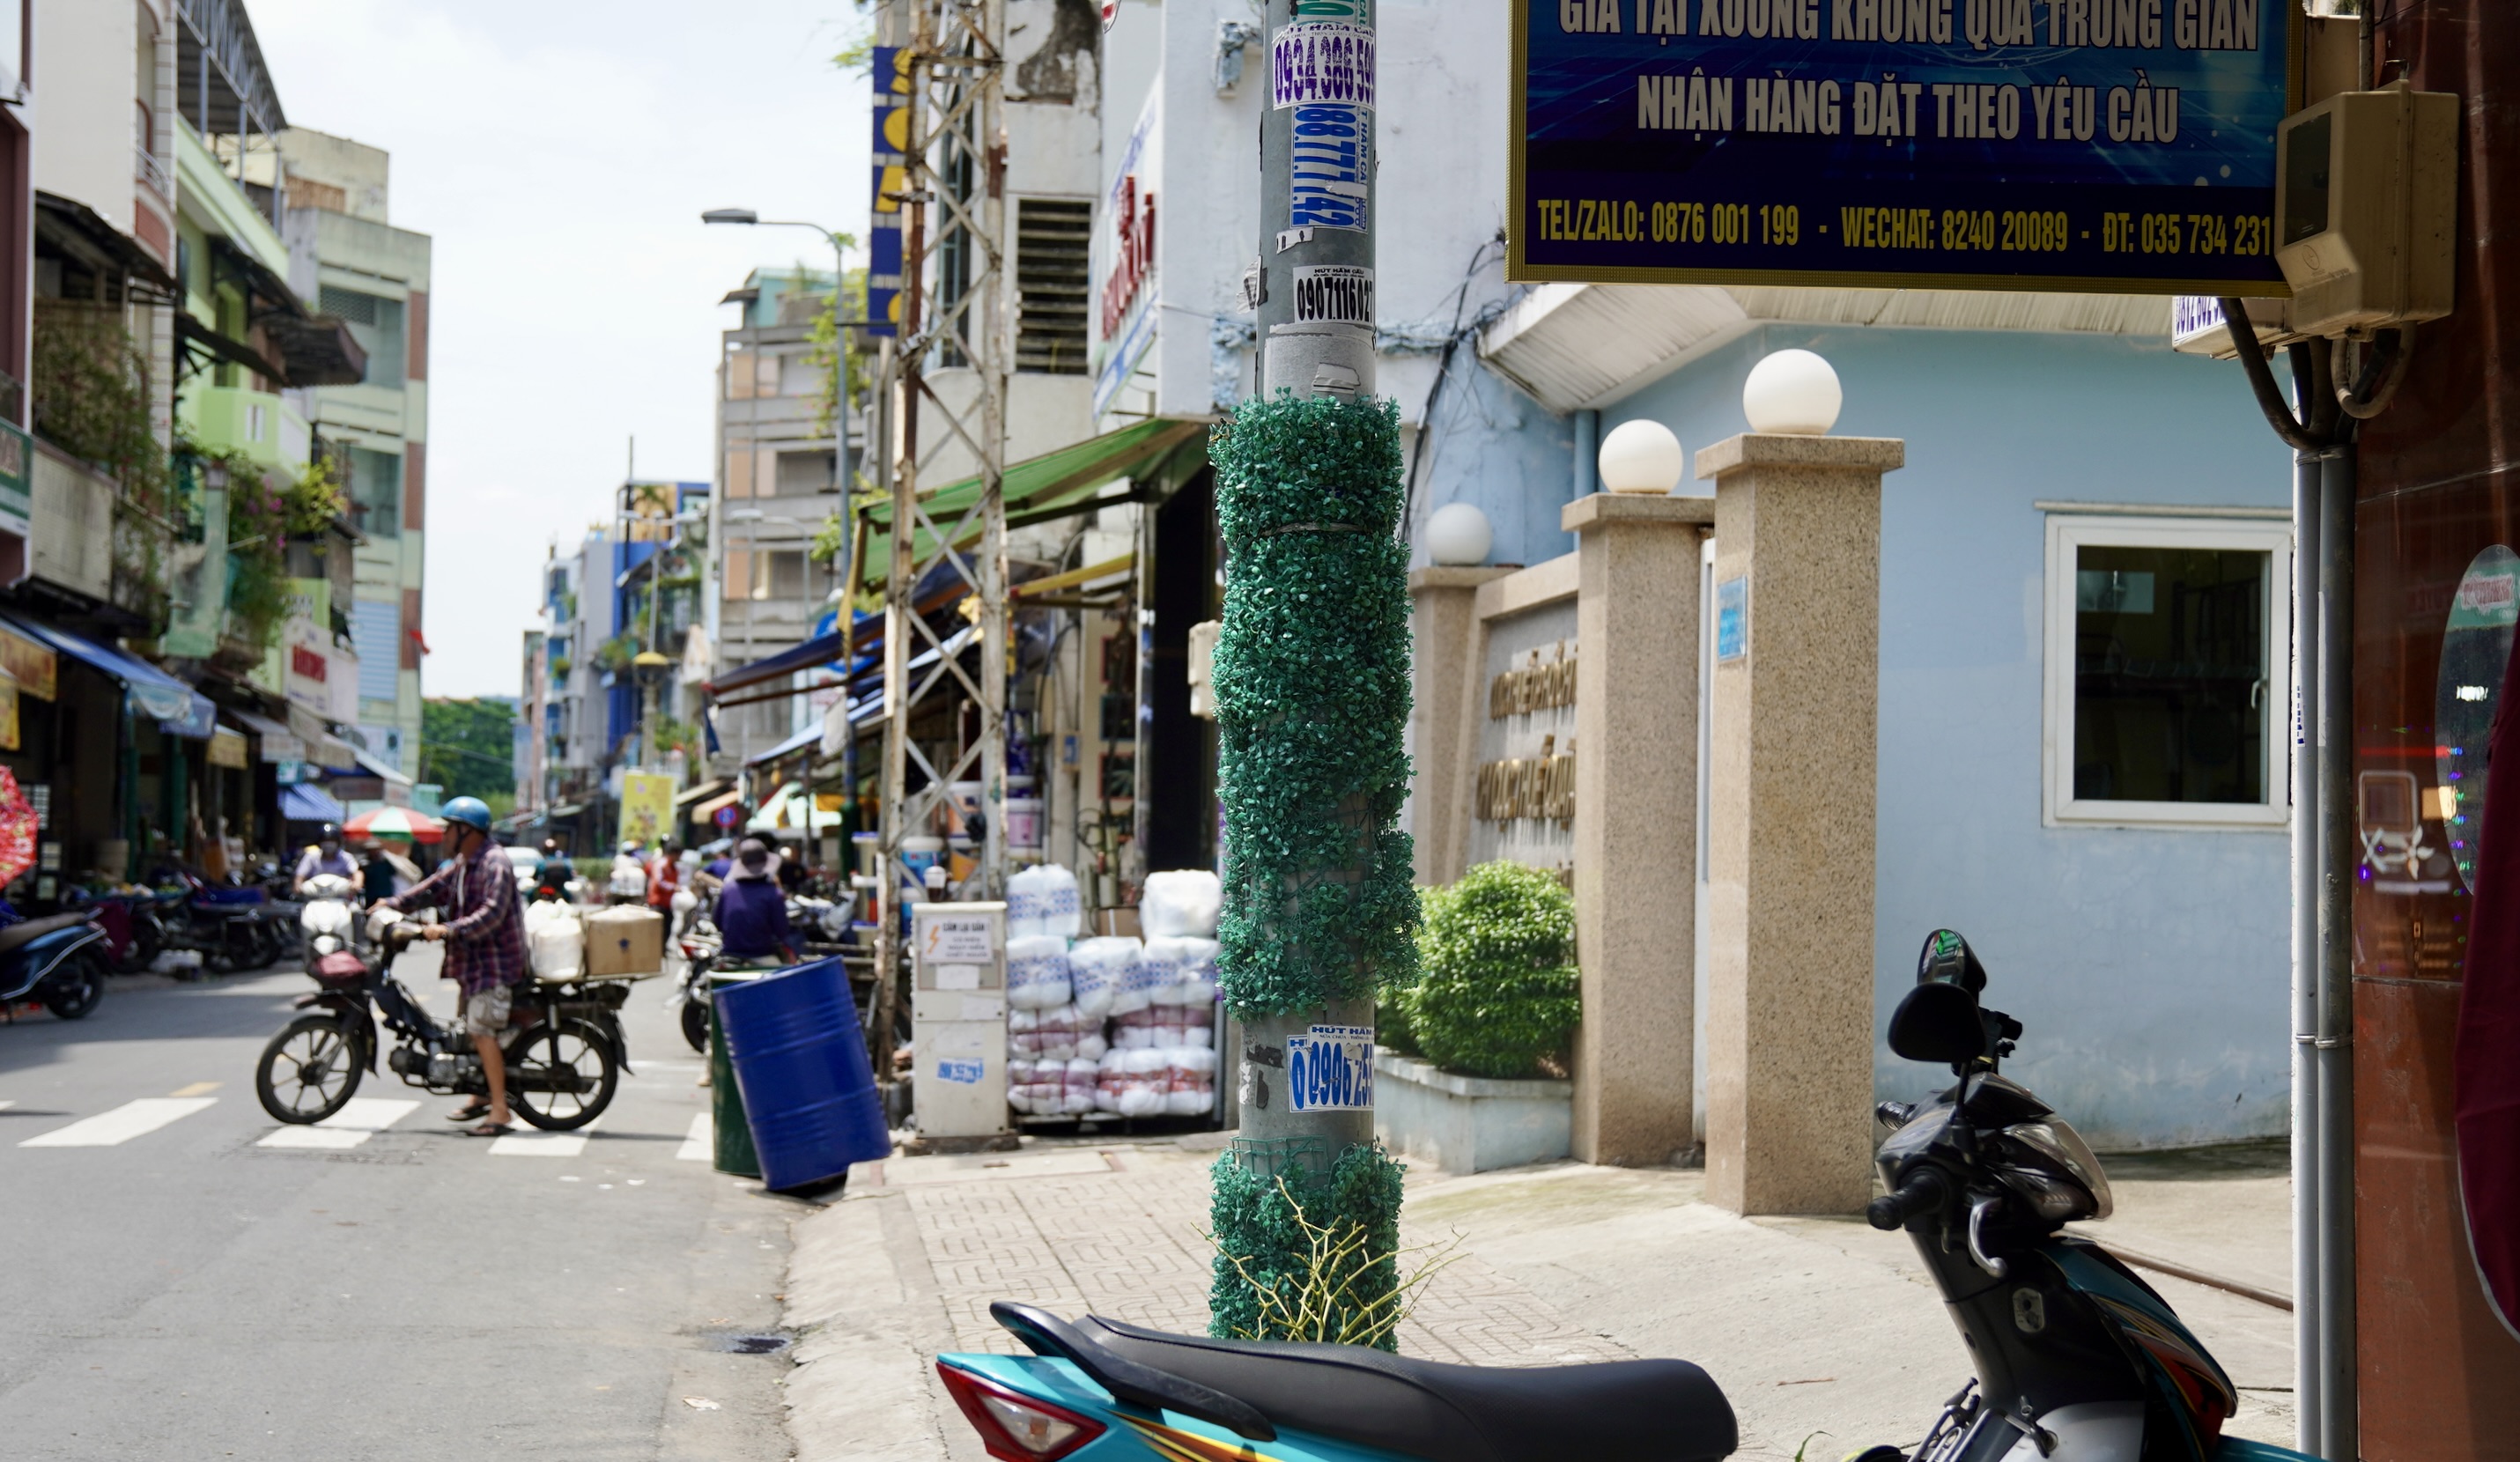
top-left (319, 284), bottom-right (403, 388)
top-left (349, 447), bottom-right (400, 539)
top-left (1016, 198), bottom-right (1092, 376)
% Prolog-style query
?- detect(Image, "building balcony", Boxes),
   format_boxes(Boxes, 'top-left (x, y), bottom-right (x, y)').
top-left (29, 442), bottom-right (115, 603)
top-left (180, 385), bottom-right (309, 469)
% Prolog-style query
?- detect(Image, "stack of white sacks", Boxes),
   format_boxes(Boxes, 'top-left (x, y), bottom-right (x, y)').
top-left (1004, 868), bottom-right (1222, 1118)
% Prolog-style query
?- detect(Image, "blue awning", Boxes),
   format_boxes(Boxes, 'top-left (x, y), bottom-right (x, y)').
top-left (280, 784), bottom-right (346, 823)
top-left (3, 613), bottom-right (204, 727)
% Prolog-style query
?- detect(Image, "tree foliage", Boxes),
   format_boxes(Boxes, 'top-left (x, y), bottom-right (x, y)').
top-left (1400, 860), bottom-right (1581, 1079)
top-left (420, 698), bottom-right (518, 799)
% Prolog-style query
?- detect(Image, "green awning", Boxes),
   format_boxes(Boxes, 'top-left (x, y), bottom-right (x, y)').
top-left (856, 417), bottom-right (1208, 592)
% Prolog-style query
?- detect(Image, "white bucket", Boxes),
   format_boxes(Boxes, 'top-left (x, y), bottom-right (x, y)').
top-left (1006, 797), bottom-right (1046, 851)
top-left (901, 835), bottom-right (946, 882)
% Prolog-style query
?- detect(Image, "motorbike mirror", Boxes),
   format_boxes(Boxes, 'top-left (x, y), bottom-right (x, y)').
top-left (1888, 980), bottom-right (1991, 1067)
top-left (1916, 927), bottom-right (1987, 993)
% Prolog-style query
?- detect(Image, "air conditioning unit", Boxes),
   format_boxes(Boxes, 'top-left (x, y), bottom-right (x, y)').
top-left (2273, 85), bottom-right (2459, 337)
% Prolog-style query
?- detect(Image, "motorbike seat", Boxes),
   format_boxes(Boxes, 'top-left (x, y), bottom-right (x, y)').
top-left (1080, 1315), bottom-right (1737, 1462)
top-left (0, 912), bottom-right (93, 956)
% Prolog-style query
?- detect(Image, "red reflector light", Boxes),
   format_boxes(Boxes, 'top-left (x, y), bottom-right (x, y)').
top-left (936, 1362), bottom-right (1105, 1461)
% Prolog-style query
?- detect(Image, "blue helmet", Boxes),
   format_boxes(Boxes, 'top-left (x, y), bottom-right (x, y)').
top-left (440, 796), bottom-right (492, 835)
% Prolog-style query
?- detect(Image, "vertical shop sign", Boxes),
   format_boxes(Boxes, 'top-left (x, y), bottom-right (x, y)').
top-left (1511, 0), bottom-right (2293, 293)
top-left (868, 47), bottom-right (912, 337)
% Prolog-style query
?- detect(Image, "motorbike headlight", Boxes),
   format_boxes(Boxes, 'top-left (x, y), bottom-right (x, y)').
top-left (1998, 1119), bottom-right (2114, 1221)
top-left (305, 902), bottom-right (354, 935)
top-left (313, 934), bottom-right (341, 956)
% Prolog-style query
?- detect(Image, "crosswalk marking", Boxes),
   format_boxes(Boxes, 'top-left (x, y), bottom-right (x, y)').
top-left (676, 1113), bottom-right (712, 1161)
top-left (256, 1097), bottom-right (423, 1150)
top-left (21, 1097), bottom-right (217, 1148)
top-left (490, 1118), bottom-right (601, 1158)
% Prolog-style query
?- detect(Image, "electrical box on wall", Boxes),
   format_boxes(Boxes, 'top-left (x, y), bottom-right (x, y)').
top-left (2274, 85), bottom-right (2460, 338)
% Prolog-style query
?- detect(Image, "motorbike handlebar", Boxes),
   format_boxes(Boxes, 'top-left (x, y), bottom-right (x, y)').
top-left (1866, 1166), bottom-right (1951, 1231)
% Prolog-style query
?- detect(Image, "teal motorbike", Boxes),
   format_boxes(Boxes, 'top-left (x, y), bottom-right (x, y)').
top-left (935, 929), bottom-right (2317, 1462)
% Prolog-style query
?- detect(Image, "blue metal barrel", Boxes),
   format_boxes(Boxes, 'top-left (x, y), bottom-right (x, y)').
top-left (714, 956), bottom-right (890, 1190)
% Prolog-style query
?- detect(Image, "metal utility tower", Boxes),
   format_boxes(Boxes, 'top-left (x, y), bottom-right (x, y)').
top-left (870, 0), bottom-right (1011, 1076)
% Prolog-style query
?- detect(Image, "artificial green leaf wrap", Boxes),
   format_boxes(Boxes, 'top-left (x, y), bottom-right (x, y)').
top-left (1208, 393), bottom-right (1422, 1018)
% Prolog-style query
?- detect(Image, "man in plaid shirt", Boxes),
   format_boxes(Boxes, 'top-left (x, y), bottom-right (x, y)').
top-left (382, 797), bottom-right (528, 1135)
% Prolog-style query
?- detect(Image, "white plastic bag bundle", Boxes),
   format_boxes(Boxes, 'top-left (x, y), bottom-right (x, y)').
top-left (1163, 1047), bottom-right (1219, 1116)
top-left (1008, 1007), bottom-right (1042, 1059)
top-left (1095, 1048), bottom-right (1127, 1113)
top-left (1005, 935), bottom-right (1073, 1010)
top-left (524, 900), bottom-right (584, 981)
top-left (1009, 863), bottom-right (1085, 939)
top-left (1141, 870), bottom-right (1223, 938)
top-left (1075, 1025), bottom-right (1109, 1062)
top-left (1111, 1007), bottom-right (1156, 1049)
top-left (1074, 937), bottom-right (1149, 1014)
top-left (1063, 1057), bottom-right (1099, 1115)
top-left (1067, 938), bottom-right (1115, 1019)
top-left (1034, 1004), bottom-right (1082, 1062)
top-left (1143, 936), bottom-right (1219, 1008)
top-left (1182, 1022), bottom-right (1214, 1050)
top-left (1173, 936), bottom-right (1220, 1006)
top-left (1116, 1049), bottom-right (1170, 1117)
top-left (1007, 1057), bottom-right (1039, 1114)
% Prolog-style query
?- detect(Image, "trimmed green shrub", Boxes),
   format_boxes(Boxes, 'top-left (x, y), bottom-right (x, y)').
top-left (1401, 861), bottom-right (1579, 1079)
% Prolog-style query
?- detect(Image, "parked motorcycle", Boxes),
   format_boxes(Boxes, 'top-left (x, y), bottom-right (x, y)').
top-left (935, 928), bottom-right (2313, 1462)
top-left (0, 904), bottom-right (107, 1020)
top-left (667, 916), bottom-right (722, 1053)
top-left (152, 871), bottom-right (286, 972)
top-left (61, 888), bottom-right (160, 975)
top-left (252, 913), bottom-right (627, 1130)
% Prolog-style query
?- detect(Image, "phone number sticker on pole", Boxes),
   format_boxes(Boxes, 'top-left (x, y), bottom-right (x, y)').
top-left (1510, 0), bottom-right (2296, 295)
top-left (1284, 1024), bottom-right (1378, 1112)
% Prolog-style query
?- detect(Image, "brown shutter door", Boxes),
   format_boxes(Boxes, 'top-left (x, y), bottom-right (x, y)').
top-left (406, 289), bottom-right (428, 382)
top-left (403, 442), bottom-right (425, 531)
top-left (402, 588), bottom-right (423, 671)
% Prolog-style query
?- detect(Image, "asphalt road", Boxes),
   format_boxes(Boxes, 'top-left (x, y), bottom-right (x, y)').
top-left (0, 952), bottom-right (802, 1461)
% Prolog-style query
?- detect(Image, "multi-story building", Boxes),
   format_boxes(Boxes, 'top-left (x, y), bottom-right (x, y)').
top-left (273, 127), bottom-right (432, 777)
top-left (706, 269), bottom-right (849, 768)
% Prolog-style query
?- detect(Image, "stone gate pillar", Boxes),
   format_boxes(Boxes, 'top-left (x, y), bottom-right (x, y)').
top-left (1698, 433), bottom-right (1903, 1215)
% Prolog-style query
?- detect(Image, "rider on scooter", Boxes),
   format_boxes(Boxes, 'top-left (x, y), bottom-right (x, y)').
top-left (375, 797), bottom-right (528, 1137)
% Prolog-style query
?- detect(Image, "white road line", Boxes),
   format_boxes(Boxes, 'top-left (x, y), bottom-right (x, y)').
top-left (0, 1100), bottom-right (14, 1112)
top-left (676, 1112), bottom-right (712, 1161)
top-left (489, 1119), bottom-right (601, 1158)
top-left (20, 1097), bottom-right (218, 1148)
top-left (255, 1097), bottom-right (423, 1150)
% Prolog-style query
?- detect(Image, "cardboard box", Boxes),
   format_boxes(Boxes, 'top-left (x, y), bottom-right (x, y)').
top-left (582, 905), bottom-right (665, 977)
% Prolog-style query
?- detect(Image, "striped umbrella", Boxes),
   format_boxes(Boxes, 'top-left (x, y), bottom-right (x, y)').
top-left (344, 806), bottom-right (446, 844)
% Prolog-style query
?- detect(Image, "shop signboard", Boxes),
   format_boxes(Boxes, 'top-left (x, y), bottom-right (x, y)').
top-left (1092, 92), bottom-right (1162, 421)
top-left (1511, 0), bottom-right (2294, 295)
top-left (868, 47), bottom-right (911, 337)
top-left (618, 771), bottom-right (676, 851)
top-left (0, 671), bottom-right (18, 751)
top-left (0, 624), bottom-right (55, 701)
top-left (0, 418), bottom-right (29, 538)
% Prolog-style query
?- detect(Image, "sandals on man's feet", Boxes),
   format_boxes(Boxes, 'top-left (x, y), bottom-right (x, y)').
top-left (447, 1101), bottom-right (491, 1123)
top-left (461, 1121), bottom-right (515, 1138)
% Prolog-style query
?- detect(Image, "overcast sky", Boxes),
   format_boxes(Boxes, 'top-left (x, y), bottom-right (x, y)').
top-left (250, 0), bottom-right (875, 699)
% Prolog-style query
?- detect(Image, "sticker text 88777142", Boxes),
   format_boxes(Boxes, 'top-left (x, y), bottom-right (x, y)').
top-left (1290, 105), bottom-right (1369, 232)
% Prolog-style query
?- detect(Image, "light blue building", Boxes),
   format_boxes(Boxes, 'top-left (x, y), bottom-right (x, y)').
top-left (1432, 286), bottom-right (2293, 1149)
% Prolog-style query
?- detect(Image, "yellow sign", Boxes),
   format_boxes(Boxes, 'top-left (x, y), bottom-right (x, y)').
top-left (208, 727), bottom-right (249, 769)
top-left (0, 672), bottom-right (18, 751)
top-left (618, 772), bottom-right (677, 851)
top-left (0, 625), bottom-right (55, 701)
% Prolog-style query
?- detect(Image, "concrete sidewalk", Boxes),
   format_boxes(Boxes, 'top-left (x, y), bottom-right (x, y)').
top-left (780, 1137), bottom-right (2296, 1461)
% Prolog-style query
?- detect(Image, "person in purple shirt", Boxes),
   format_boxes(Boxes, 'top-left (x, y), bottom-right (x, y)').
top-left (381, 797), bottom-right (528, 1135)
top-left (713, 838), bottom-right (796, 965)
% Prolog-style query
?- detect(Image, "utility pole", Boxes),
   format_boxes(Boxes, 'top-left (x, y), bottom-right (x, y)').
top-left (1209, 0), bottom-right (1413, 1347)
top-left (871, 0), bottom-right (1011, 1082)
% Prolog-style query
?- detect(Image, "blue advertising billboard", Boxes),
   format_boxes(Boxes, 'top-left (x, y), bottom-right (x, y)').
top-left (1511, 0), bottom-right (2295, 295)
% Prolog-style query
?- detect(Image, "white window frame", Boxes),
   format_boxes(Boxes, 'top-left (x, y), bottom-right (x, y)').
top-left (2043, 512), bottom-right (2293, 831)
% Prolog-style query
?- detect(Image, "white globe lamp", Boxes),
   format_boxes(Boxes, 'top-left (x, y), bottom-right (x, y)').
top-left (1597, 419), bottom-right (1686, 495)
top-left (1424, 502), bottom-right (1493, 566)
top-left (1741, 349), bottom-right (1843, 435)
